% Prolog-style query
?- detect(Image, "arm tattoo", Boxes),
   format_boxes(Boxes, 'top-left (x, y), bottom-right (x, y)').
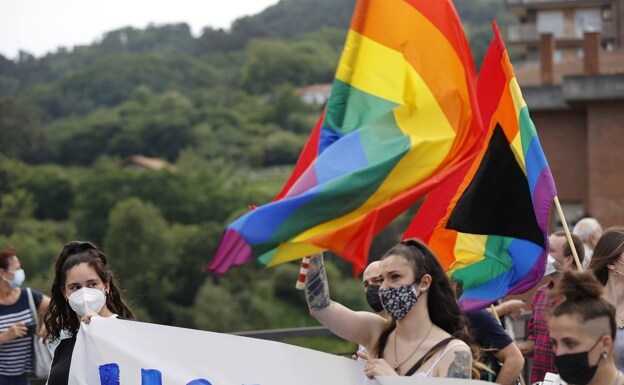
top-left (305, 254), bottom-right (331, 310)
top-left (447, 351), bottom-right (471, 379)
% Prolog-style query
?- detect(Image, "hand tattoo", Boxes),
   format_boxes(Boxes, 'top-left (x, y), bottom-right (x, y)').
top-left (305, 254), bottom-right (331, 310)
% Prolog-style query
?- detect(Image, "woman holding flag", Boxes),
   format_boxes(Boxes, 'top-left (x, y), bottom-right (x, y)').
top-left (305, 238), bottom-right (480, 379)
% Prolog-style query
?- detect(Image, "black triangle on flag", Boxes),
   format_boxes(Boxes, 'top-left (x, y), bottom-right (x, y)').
top-left (446, 124), bottom-right (545, 248)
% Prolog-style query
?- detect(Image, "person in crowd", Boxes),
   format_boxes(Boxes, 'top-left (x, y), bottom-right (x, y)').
top-left (356, 260), bottom-right (388, 361)
top-left (490, 299), bottom-right (525, 325)
top-left (0, 247), bottom-right (50, 385)
top-left (362, 260), bottom-right (386, 317)
top-left (548, 270), bottom-right (623, 385)
top-left (466, 309), bottom-right (524, 384)
top-left (43, 241), bottom-right (135, 385)
top-left (518, 231), bottom-right (584, 384)
top-left (587, 227), bottom-right (624, 370)
top-left (305, 239), bottom-right (481, 379)
top-left (488, 298), bottom-right (525, 343)
top-left (573, 217), bottom-right (603, 269)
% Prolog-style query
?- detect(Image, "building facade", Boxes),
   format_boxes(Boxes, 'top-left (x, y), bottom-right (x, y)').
top-left (507, 0), bottom-right (623, 62)
top-left (513, 30), bottom-right (624, 228)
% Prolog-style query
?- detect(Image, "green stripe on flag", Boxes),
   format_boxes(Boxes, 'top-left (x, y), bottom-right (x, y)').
top-left (324, 79), bottom-right (400, 136)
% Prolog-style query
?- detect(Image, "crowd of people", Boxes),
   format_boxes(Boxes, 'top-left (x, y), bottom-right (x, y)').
top-left (303, 218), bottom-right (624, 384)
top-left (2, 217), bottom-right (624, 385)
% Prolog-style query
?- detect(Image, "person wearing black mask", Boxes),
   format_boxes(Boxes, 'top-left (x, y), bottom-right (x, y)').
top-left (363, 261), bottom-right (387, 316)
top-left (354, 261), bottom-right (388, 361)
top-left (548, 270), bottom-right (623, 385)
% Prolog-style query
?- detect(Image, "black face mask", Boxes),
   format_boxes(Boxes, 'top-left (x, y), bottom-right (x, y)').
top-left (365, 284), bottom-right (384, 313)
top-left (554, 337), bottom-right (602, 385)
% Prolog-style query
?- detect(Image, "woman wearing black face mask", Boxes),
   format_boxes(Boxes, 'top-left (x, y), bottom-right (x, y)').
top-left (305, 239), bottom-right (482, 379)
top-left (548, 270), bottom-right (623, 385)
top-left (363, 261), bottom-right (386, 315)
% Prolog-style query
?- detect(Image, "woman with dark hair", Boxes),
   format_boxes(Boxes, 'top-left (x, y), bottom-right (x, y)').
top-left (0, 247), bottom-right (50, 385)
top-left (305, 238), bottom-right (480, 379)
top-left (43, 241), bottom-right (134, 385)
top-left (587, 227), bottom-right (624, 370)
top-left (548, 270), bottom-right (622, 385)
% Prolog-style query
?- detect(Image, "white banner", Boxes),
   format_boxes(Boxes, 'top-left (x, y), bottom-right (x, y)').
top-left (68, 318), bottom-right (489, 385)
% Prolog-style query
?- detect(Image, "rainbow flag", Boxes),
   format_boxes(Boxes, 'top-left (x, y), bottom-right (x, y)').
top-left (205, 0), bottom-right (484, 275)
top-left (404, 23), bottom-right (557, 311)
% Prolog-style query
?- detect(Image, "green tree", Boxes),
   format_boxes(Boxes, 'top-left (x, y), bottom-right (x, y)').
top-left (18, 164), bottom-right (75, 220)
top-left (0, 190), bottom-right (35, 236)
top-left (0, 98), bottom-right (46, 162)
top-left (240, 39), bottom-right (337, 93)
top-left (0, 219), bottom-right (75, 290)
top-left (103, 197), bottom-right (174, 323)
top-left (262, 131), bottom-right (306, 166)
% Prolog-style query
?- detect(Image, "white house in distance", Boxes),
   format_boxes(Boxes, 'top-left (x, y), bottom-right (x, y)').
top-left (295, 83), bottom-right (332, 105)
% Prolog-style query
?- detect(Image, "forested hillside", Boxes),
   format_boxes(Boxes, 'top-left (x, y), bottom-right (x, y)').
top-left (0, 0), bottom-right (514, 351)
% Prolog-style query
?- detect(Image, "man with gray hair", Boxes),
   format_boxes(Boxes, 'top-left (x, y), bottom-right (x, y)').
top-left (572, 217), bottom-right (602, 269)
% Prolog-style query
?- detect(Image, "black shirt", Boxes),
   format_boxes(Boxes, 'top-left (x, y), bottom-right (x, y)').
top-left (46, 333), bottom-right (77, 385)
top-left (466, 309), bottom-right (514, 382)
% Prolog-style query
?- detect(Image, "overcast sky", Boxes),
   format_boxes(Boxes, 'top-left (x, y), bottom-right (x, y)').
top-left (0, 0), bottom-right (280, 59)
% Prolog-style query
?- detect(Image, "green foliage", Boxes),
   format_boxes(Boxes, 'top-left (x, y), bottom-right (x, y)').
top-left (98, 24), bottom-right (195, 55)
top-left (17, 164), bottom-right (75, 220)
top-left (0, 98), bottom-right (46, 162)
top-left (0, 189), bottom-right (35, 235)
top-left (454, 0), bottom-right (518, 68)
top-left (240, 38), bottom-right (338, 93)
top-left (0, 0), bottom-right (518, 355)
top-left (0, 219), bottom-right (75, 290)
top-left (103, 197), bottom-right (174, 323)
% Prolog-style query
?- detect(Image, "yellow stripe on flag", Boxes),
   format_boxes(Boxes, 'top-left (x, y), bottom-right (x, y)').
top-left (449, 233), bottom-right (488, 273)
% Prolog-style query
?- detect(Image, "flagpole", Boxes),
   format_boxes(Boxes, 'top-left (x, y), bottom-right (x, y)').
top-left (295, 256), bottom-right (312, 290)
top-left (553, 196), bottom-right (583, 271)
top-left (489, 305), bottom-right (526, 385)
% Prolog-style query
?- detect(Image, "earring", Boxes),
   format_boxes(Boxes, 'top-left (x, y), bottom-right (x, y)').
top-left (602, 352), bottom-right (608, 361)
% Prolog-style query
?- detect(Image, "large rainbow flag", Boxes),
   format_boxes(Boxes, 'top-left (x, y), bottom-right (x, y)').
top-left (205, 0), bottom-right (484, 275)
top-left (404, 23), bottom-right (557, 311)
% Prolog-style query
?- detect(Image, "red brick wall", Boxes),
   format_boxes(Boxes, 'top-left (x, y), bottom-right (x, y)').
top-left (530, 109), bottom-right (587, 203)
top-left (587, 101), bottom-right (624, 228)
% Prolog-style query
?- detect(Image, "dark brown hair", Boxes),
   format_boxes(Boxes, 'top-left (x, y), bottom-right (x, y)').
top-left (588, 227), bottom-right (624, 285)
top-left (550, 270), bottom-right (616, 340)
top-left (43, 241), bottom-right (135, 342)
top-left (375, 239), bottom-right (481, 378)
top-left (0, 247), bottom-right (17, 270)
top-left (552, 231), bottom-right (585, 268)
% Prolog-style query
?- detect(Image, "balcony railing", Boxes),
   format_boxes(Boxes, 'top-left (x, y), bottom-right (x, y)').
top-left (507, 21), bottom-right (616, 43)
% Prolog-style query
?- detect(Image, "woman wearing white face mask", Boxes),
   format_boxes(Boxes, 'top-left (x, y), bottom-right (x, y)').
top-left (42, 241), bottom-right (134, 385)
top-left (0, 247), bottom-right (50, 385)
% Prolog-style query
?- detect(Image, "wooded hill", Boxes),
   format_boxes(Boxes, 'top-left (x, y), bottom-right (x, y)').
top-left (0, 0), bottom-right (514, 351)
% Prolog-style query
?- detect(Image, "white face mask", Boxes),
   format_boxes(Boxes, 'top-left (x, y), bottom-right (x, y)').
top-left (545, 254), bottom-right (557, 276)
top-left (68, 287), bottom-right (106, 317)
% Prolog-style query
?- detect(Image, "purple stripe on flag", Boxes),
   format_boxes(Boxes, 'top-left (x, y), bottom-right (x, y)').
top-left (205, 230), bottom-right (253, 274)
top-left (532, 167), bottom-right (557, 231)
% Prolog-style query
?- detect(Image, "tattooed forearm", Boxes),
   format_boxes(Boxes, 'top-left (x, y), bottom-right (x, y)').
top-left (305, 254), bottom-right (331, 311)
top-left (447, 351), bottom-right (471, 379)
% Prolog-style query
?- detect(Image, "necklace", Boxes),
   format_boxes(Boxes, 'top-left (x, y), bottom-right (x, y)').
top-left (393, 323), bottom-right (433, 375)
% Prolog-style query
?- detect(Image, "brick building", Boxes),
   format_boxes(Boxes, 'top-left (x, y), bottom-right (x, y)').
top-left (507, 0), bottom-right (624, 61)
top-left (513, 31), bottom-right (624, 229)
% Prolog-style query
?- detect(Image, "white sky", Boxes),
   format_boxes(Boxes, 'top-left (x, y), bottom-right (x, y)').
top-left (0, 0), bottom-right (280, 59)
